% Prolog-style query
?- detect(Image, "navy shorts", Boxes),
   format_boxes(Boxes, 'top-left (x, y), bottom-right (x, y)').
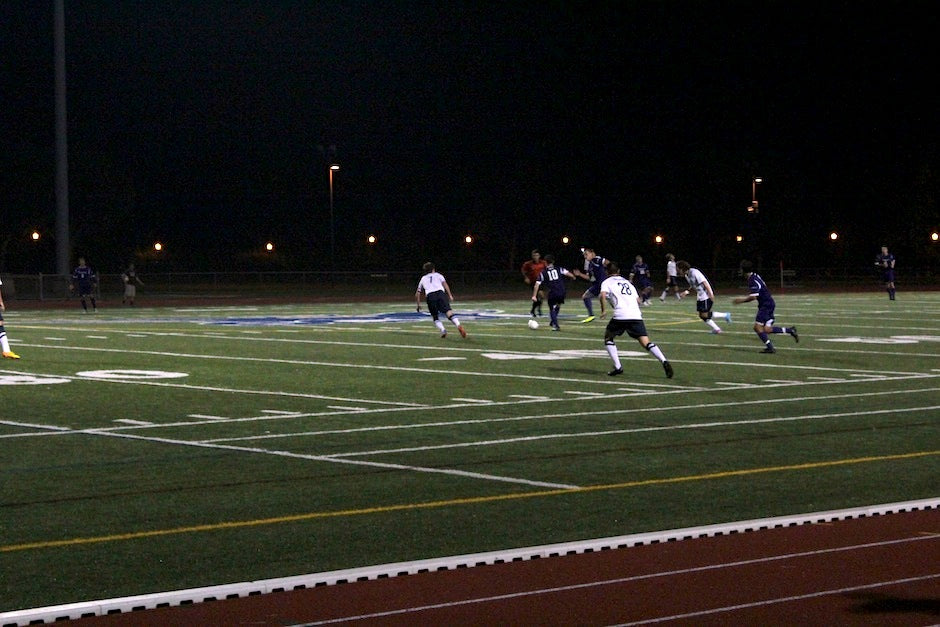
top-left (425, 291), bottom-right (451, 320)
top-left (605, 318), bottom-right (648, 339)
top-left (695, 298), bottom-right (714, 314)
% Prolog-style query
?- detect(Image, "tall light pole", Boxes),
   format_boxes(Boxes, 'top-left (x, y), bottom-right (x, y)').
top-left (329, 164), bottom-right (340, 268)
top-left (750, 176), bottom-right (762, 213)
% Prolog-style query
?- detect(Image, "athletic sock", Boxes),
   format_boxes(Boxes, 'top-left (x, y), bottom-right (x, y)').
top-left (646, 342), bottom-right (666, 362)
top-left (605, 342), bottom-right (621, 369)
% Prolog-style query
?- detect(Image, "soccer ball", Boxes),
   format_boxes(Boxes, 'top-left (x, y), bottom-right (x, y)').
top-left (528, 319), bottom-right (540, 330)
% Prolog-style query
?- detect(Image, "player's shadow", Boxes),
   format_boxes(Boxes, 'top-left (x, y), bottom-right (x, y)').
top-left (846, 592), bottom-right (940, 617)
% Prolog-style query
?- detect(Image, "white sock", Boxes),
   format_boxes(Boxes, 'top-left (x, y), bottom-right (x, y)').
top-left (451, 317), bottom-right (461, 327)
top-left (647, 342), bottom-right (666, 362)
top-left (605, 343), bottom-right (622, 369)
top-left (0, 333), bottom-right (10, 353)
top-left (435, 321), bottom-right (445, 333)
top-left (706, 319), bottom-right (721, 331)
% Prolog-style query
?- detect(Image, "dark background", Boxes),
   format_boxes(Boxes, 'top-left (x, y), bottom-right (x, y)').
top-left (2, 1), bottom-right (938, 275)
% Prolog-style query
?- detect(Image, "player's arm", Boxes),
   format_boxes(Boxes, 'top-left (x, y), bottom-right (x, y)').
top-left (443, 280), bottom-right (455, 303)
top-left (415, 286), bottom-right (423, 310)
top-left (531, 280), bottom-right (542, 300)
top-left (733, 294), bottom-right (757, 305)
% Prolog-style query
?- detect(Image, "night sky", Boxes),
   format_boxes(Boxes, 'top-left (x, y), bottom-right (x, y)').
top-left (2, 1), bottom-right (937, 275)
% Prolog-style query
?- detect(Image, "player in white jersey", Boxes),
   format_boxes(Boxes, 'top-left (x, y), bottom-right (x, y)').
top-left (676, 260), bottom-right (732, 334)
top-left (0, 277), bottom-right (21, 359)
top-left (599, 261), bottom-right (672, 378)
top-left (415, 262), bottom-right (467, 338)
top-left (660, 253), bottom-right (683, 301)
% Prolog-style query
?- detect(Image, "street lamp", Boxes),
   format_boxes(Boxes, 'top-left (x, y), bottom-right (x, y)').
top-left (329, 164), bottom-right (340, 267)
top-left (750, 177), bottom-right (762, 213)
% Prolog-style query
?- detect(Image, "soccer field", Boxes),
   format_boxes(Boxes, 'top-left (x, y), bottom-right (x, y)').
top-left (1, 293), bottom-right (938, 612)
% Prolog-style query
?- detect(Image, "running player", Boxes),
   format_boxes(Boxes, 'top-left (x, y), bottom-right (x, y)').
top-left (600, 261), bottom-right (672, 377)
top-left (732, 260), bottom-right (799, 353)
top-left (532, 254), bottom-right (577, 331)
top-left (572, 247), bottom-right (608, 322)
top-left (676, 260), bottom-right (732, 334)
top-left (415, 262), bottom-right (467, 338)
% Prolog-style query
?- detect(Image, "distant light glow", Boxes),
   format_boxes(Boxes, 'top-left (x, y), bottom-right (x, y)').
top-left (736, 235), bottom-right (743, 243)
top-left (154, 242), bottom-right (163, 251)
top-left (829, 232), bottom-right (839, 241)
top-left (265, 242), bottom-right (274, 252)
top-left (932, 231), bottom-right (939, 242)
top-left (654, 234), bottom-right (664, 244)
top-left (464, 235), bottom-right (473, 245)
top-left (31, 231), bottom-right (41, 241)
top-left (561, 235), bottom-right (570, 245)
top-left (367, 235), bottom-right (376, 244)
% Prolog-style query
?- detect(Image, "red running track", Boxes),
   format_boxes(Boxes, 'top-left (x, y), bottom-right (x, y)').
top-left (61, 508), bottom-right (940, 625)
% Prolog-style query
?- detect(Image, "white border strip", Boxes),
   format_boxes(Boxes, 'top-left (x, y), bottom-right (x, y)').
top-left (2, 498), bottom-right (937, 626)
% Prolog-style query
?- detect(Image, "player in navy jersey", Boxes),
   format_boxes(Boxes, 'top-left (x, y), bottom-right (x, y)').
top-left (572, 248), bottom-right (608, 322)
top-left (415, 262), bottom-right (466, 338)
top-left (732, 260), bottom-right (799, 353)
top-left (532, 254), bottom-right (577, 331)
top-left (875, 245), bottom-right (896, 300)
top-left (628, 255), bottom-right (653, 306)
top-left (69, 257), bottom-right (98, 313)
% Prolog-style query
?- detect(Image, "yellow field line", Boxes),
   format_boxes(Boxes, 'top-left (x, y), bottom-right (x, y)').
top-left (3, 450), bottom-right (937, 553)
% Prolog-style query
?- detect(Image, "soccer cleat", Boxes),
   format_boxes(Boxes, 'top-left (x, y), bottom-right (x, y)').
top-left (710, 328), bottom-right (723, 334)
top-left (761, 345), bottom-right (777, 354)
top-left (725, 312), bottom-right (732, 323)
top-left (581, 315), bottom-right (595, 323)
top-left (607, 367), bottom-right (624, 376)
top-left (789, 326), bottom-right (799, 343)
top-left (663, 360), bottom-right (673, 378)
top-left (458, 325), bottom-right (467, 338)
top-left (440, 330), bottom-right (447, 338)
top-left (551, 323), bottom-right (560, 331)
top-left (659, 296), bottom-right (665, 302)
top-left (3, 351), bottom-right (20, 359)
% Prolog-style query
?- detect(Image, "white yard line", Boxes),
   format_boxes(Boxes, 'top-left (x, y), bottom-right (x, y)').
top-left (77, 429), bottom-right (580, 490)
top-left (318, 404), bottom-right (940, 459)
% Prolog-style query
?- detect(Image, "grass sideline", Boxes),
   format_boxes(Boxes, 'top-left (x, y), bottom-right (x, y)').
top-left (1, 292), bottom-right (938, 612)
